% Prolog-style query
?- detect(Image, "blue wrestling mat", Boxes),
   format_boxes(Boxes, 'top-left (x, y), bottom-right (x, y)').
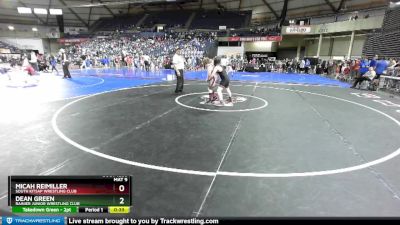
top-left (0, 68), bottom-right (350, 103)
top-left (184, 70), bottom-right (351, 88)
top-left (70, 68), bottom-right (350, 88)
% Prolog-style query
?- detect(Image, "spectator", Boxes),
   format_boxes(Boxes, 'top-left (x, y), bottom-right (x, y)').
top-left (29, 51), bottom-right (38, 72)
top-left (351, 59), bottom-right (361, 80)
top-left (50, 56), bottom-right (58, 74)
top-left (305, 58), bottom-right (311, 74)
top-left (375, 57), bottom-right (389, 79)
top-left (351, 67), bottom-right (376, 89)
top-left (369, 55), bottom-right (378, 69)
top-left (359, 57), bottom-right (369, 75)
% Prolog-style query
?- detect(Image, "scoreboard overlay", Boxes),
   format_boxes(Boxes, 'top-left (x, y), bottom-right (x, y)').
top-left (8, 176), bottom-right (132, 214)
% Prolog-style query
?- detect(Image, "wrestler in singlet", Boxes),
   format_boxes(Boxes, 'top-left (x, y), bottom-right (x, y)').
top-left (213, 56), bottom-right (232, 105)
top-left (215, 65), bottom-right (230, 88)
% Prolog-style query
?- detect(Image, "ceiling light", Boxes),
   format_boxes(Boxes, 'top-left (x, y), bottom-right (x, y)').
top-left (33, 8), bottom-right (47, 15)
top-left (32, 27), bottom-right (38, 32)
top-left (49, 8), bottom-right (63, 15)
top-left (8, 26), bottom-right (14, 31)
top-left (17, 7), bottom-right (32, 14)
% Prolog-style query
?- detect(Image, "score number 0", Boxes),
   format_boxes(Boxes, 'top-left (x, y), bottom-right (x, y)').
top-left (119, 184), bottom-right (125, 205)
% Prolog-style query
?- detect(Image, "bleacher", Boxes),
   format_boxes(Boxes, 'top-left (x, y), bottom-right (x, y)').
top-left (362, 6), bottom-right (400, 58)
top-left (309, 8), bottom-right (386, 25)
top-left (93, 14), bottom-right (145, 31)
top-left (190, 10), bottom-right (251, 29)
top-left (381, 7), bottom-right (400, 32)
top-left (362, 6), bottom-right (400, 93)
top-left (0, 41), bottom-right (21, 54)
top-left (141, 11), bottom-right (192, 28)
top-left (91, 10), bottom-right (251, 31)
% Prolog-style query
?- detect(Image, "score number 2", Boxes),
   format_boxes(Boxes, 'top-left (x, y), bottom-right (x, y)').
top-left (118, 185), bottom-right (126, 205)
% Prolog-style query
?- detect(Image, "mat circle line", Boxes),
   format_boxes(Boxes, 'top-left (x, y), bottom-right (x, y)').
top-left (60, 76), bottom-right (105, 89)
top-left (175, 92), bottom-right (268, 112)
top-left (51, 84), bottom-right (400, 178)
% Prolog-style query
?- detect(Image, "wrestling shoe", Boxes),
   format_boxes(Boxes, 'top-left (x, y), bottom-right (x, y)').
top-left (205, 93), bottom-right (213, 103)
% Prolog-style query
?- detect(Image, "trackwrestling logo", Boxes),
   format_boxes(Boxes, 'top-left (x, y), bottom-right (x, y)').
top-left (2, 217), bottom-right (64, 225)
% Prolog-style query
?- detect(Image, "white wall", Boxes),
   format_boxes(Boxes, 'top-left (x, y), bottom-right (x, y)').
top-left (282, 16), bottom-right (384, 35)
top-left (0, 23), bottom-right (59, 39)
top-left (304, 38), bottom-right (330, 57)
top-left (42, 38), bottom-right (61, 55)
top-left (217, 45), bottom-right (244, 57)
top-left (244, 41), bottom-right (278, 52)
top-left (304, 34), bottom-right (366, 59)
top-left (351, 36), bottom-right (366, 58)
top-left (331, 37), bottom-right (350, 57)
top-left (0, 37), bottom-right (44, 53)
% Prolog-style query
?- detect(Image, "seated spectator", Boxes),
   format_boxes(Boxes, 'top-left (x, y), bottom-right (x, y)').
top-left (339, 64), bottom-right (350, 81)
top-left (387, 59), bottom-right (398, 76)
top-left (351, 67), bottom-right (376, 89)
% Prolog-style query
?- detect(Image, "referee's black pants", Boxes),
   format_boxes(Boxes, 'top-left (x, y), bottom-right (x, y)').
top-left (175, 69), bottom-right (184, 93)
top-left (63, 62), bottom-right (71, 78)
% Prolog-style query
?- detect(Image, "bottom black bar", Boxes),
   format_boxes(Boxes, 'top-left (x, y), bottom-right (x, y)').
top-left (66, 218), bottom-right (400, 225)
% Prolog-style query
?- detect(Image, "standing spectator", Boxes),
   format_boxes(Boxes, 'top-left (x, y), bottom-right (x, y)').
top-left (23, 54), bottom-right (35, 76)
top-left (327, 60), bottom-right (335, 76)
top-left (80, 55), bottom-right (87, 69)
top-left (85, 56), bottom-right (92, 69)
top-left (321, 60), bottom-right (327, 74)
top-left (299, 58), bottom-right (305, 73)
top-left (114, 56), bottom-right (120, 69)
top-left (351, 59), bottom-right (361, 80)
top-left (50, 56), bottom-right (58, 74)
top-left (375, 57), bottom-right (389, 79)
top-left (305, 58), bottom-right (311, 74)
top-left (359, 57), bottom-right (369, 76)
top-left (387, 58), bottom-right (397, 76)
top-left (29, 51), bottom-right (38, 72)
top-left (369, 55), bottom-right (378, 69)
top-left (143, 54), bottom-right (150, 71)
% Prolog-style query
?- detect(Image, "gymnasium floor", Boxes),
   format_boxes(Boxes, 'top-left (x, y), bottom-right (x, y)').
top-left (1, 68), bottom-right (400, 217)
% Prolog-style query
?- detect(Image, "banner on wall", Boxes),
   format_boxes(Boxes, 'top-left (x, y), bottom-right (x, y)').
top-left (228, 36), bottom-right (282, 42)
top-left (46, 27), bottom-right (60, 38)
top-left (58, 38), bottom-right (89, 44)
top-left (245, 52), bottom-right (276, 60)
top-left (47, 32), bottom-right (60, 38)
top-left (250, 53), bottom-right (269, 58)
top-left (0, 48), bottom-right (11, 53)
top-left (285, 26), bottom-right (312, 34)
top-left (65, 27), bottom-right (88, 35)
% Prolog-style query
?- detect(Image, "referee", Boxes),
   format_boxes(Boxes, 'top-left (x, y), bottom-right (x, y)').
top-left (60, 49), bottom-right (71, 79)
top-left (172, 49), bottom-right (185, 93)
